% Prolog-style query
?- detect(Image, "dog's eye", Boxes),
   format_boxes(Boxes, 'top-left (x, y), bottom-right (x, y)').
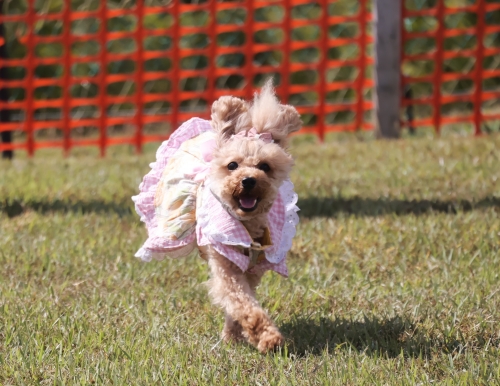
top-left (227, 162), bottom-right (238, 171)
top-left (258, 163), bottom-right (270, 172)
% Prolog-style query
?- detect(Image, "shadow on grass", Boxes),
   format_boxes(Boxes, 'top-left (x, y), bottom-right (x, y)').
top-left (2, 196), bottom-right (500, 219)
top-left (1, 198), bottom-right (133, 218)
top-left (281, 316), bottom-right (473, 359)
top-left (298, 196), bottom-right (500, 218)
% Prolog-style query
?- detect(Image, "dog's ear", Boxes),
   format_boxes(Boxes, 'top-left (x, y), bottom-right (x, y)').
top-left (210, 96), bottom-right (251, 143)
top-left (278, 104), bottom-right (302, 135)
top-left (251, 79), bottom-right (302, 147)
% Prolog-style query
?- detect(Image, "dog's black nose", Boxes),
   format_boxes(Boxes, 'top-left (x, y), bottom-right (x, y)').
top-left (242, 177), bottom-right (256, 190)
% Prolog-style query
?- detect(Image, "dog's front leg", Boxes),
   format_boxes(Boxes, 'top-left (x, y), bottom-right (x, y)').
top-left (221, 271), bottom-right (267, 343)
top-left (200, 246), bottom-right (284, 353)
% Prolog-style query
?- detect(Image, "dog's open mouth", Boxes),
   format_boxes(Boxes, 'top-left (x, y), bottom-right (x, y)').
top-left (237, 196), bottom-right (259, 212)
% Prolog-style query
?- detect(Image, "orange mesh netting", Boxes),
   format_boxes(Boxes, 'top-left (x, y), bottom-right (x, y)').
top-left (2, 1), bottom-right (497, 155)
top-left (402, 0), bottom-right (500, 134)
top-left (0, 0), bottom-right (373, 155)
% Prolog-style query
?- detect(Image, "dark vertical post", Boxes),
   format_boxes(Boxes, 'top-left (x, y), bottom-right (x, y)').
top-left (317, 0), bottom-right (328, 141)
top-left (373, 0), bottom-right (401, 138)
top-left (98, 0), bottom-right (108, 156)
top-left (244, 0), bottom-right (254, 100)
top-left (62, 0), bottom-right (72, 155)
top-left (26, 0), bottom-right (35, 156)
top-left (281, 0), bottom-right (291, 105)
top-left (207, 0), bottom-right (216, 112)
top-left (135, 0), bottom-right (144, 153)
top-left (170, 0), bottom-right (180, 130)
top-left (473, 0), bottom-right (485, 136)
top-left (433, 0), bottom-right (445, 135)
top-left (355, 0), bottom-right (368, 133)
top-left (0, 0), bottom-right (12, 159)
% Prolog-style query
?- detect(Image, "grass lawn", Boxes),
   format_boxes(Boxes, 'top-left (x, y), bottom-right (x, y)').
top-left (1, 133), bottom-right (500, 384)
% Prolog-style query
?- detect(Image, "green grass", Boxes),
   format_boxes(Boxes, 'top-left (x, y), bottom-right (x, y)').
top-left (1, 134), bottom-right (500, 384)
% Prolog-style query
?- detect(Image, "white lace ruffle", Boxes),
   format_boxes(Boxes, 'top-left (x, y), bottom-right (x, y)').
top-left (264, 179), bottom-right (299, 264)
top-left (134, 243), bottom-right (196, 262)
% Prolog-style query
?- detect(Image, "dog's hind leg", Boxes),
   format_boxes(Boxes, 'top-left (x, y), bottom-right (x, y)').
top-left (201, 246), bottom-right (284, 353)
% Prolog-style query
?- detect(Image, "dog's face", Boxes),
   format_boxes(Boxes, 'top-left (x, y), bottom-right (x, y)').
top-left (209, 137), bottom-right (293, 221)
top-left (207, 82), bottom-right (301, 221)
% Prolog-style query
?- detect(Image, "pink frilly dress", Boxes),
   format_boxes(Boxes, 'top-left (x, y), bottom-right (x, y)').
top-left (132, 118), bottom-right (299, 277)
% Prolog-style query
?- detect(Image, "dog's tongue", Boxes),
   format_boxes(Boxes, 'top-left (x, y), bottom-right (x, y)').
top-left (239, 197), bottom-right (257, 209)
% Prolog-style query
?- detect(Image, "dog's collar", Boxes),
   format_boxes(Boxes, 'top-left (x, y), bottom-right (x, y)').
top-left (239, 227), bottom-right (273, 268)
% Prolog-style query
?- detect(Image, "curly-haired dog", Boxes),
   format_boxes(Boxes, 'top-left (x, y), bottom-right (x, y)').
top-left (133, 80), bottom-right (301, 353)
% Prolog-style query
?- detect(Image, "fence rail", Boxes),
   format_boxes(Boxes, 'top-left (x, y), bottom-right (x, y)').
top-left (0, 0), bottom-right (498, 156)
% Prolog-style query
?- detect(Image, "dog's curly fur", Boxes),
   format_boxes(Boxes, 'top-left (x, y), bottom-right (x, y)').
top-left (202, 80), bottom-right (301, 353)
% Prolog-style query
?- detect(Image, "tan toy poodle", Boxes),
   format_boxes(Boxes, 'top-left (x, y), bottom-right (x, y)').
top-left (133, 80), bottom-right (301, 353)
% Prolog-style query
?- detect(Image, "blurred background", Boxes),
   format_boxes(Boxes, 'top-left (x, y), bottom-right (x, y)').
top-left (0, 0), bottom-right (499, 156)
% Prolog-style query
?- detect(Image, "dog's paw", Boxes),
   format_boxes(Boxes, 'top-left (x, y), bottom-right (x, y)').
top-left (257, 327), bottom-right (284, 354)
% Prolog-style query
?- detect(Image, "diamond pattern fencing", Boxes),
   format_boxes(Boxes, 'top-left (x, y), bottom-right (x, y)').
top-left (402, 0), bottom-right (500, 134)
top-left (0, 0), bottom-right (373, 156)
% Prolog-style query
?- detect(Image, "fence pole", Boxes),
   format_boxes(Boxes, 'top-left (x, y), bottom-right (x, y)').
top-left (373, 0), bottom-right (401, 138)
top-left (473, 0), bottom-right (486, 136)
top-left (98, 0), bottom-right (108, 156)
top-left (0, 0), bottom-right (12, 159)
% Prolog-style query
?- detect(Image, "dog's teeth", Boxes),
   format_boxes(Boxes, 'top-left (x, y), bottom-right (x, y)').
top-left (239, 197), bottom-right (257, 209)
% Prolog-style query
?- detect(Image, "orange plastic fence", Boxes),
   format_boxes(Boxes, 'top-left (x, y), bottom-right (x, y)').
top-left (402, 0), bottom-right (500, 134)
top-left (1, 1), bottom-right (496, 156)
top-left (0, 0), bottom-right (373, 156)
